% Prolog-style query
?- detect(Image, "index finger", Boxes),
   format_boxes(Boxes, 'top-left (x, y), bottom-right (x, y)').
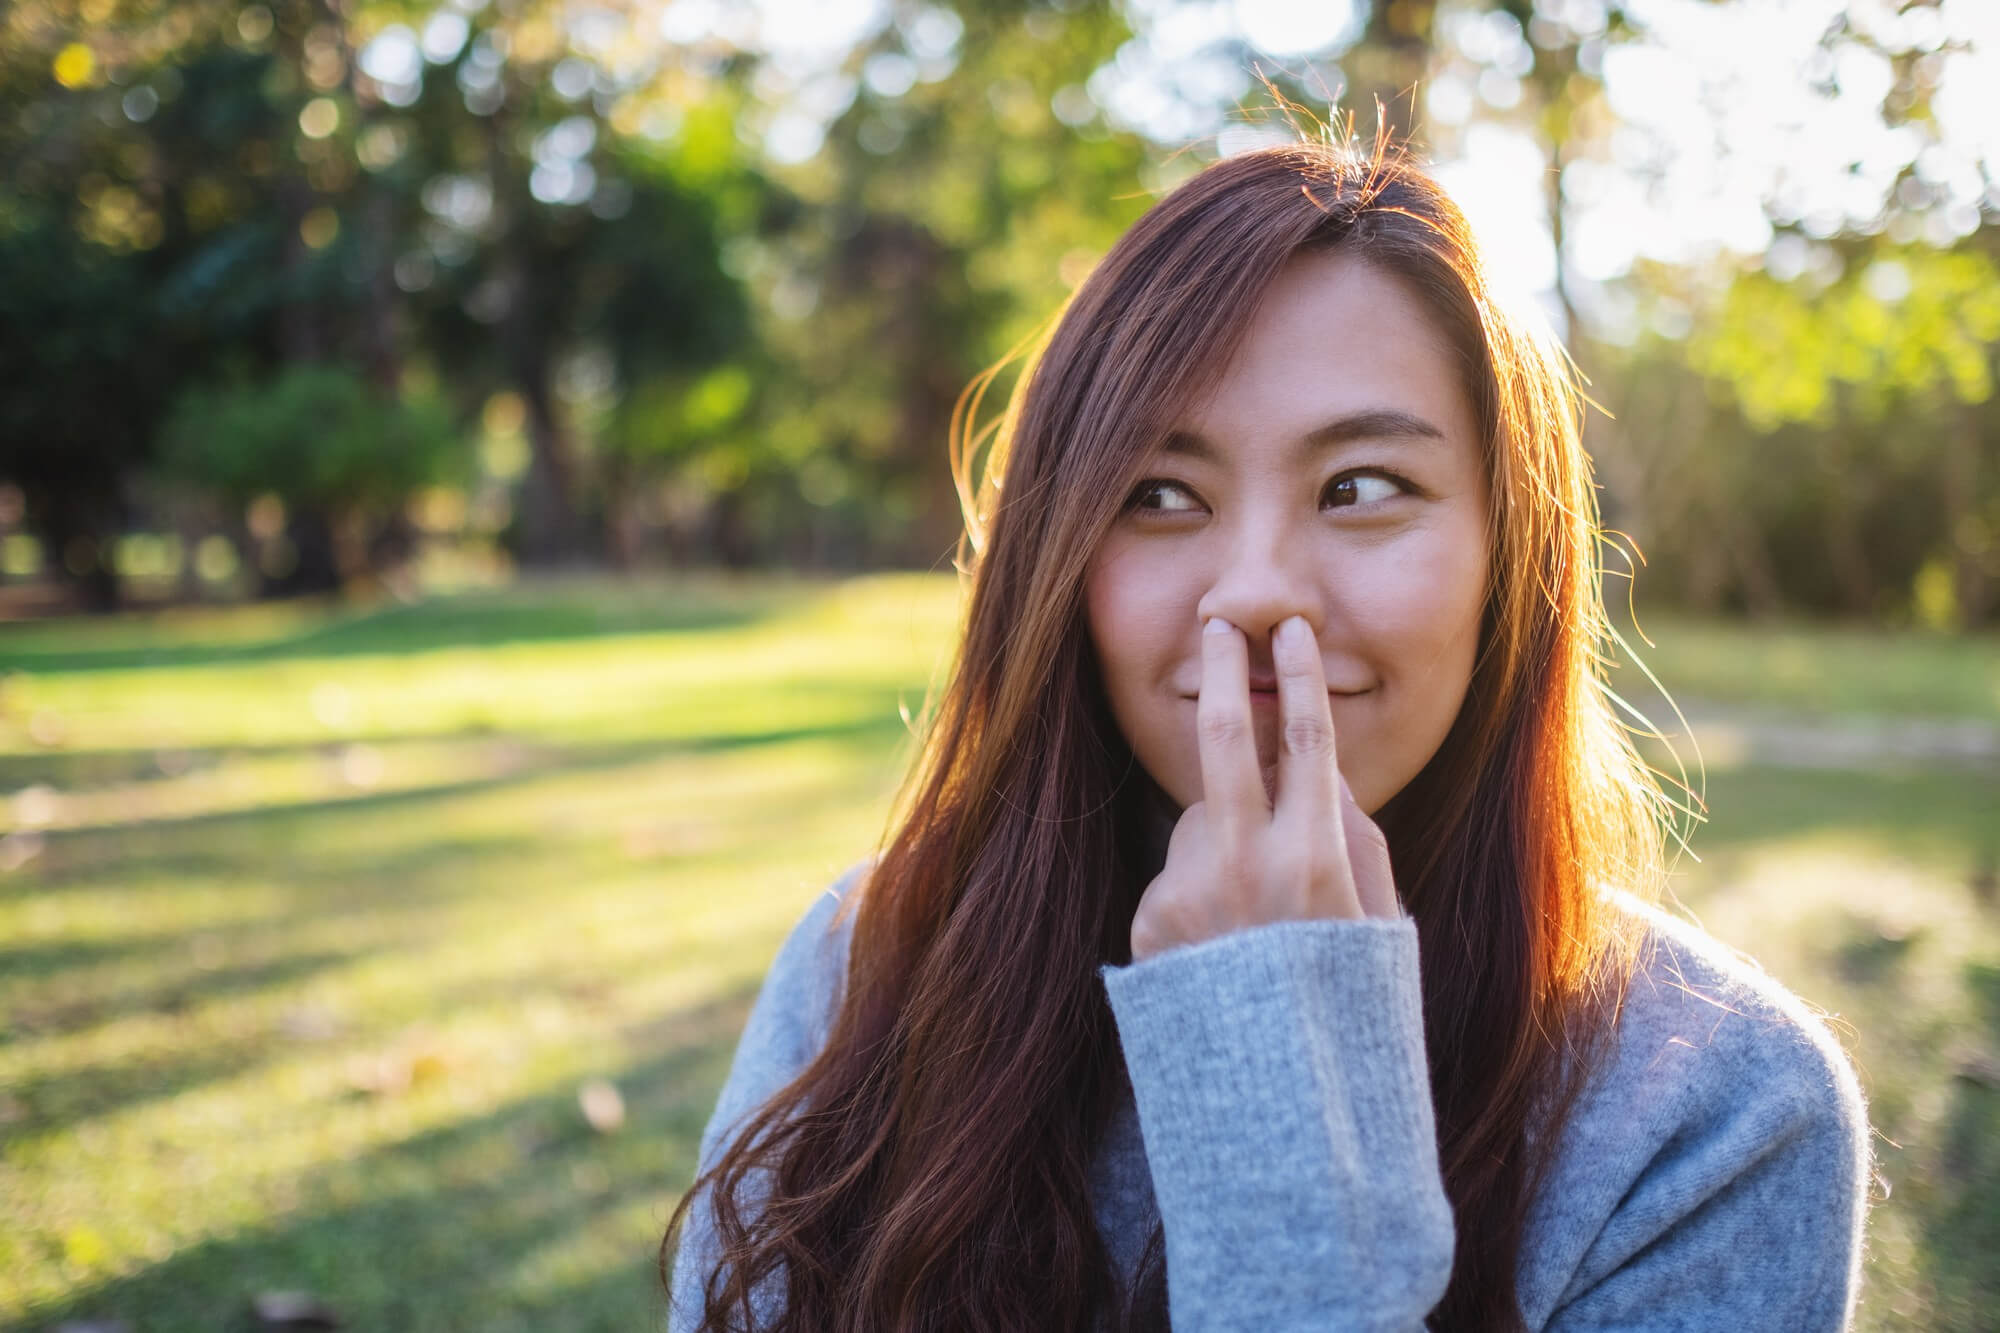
top-left (1272, 615), bottom-right (1340, 827)
top-left (1197, 617), bottom-right (1268, 825)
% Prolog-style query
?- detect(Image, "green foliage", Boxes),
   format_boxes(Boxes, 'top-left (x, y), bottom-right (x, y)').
top-left (1598, 242), bottom-right (2000, 627)
top-left (1, 0), bottom-right (1994, 619)
top-left (1690, 247), bottom-right (2000, 431)
top-left (601, 364), bottom-right (756, 467)
top-left (727, 2), bottom-right (1150, 560)
top-left (0, 212), bottom-right (161, 487)
top-left (159, 366), bottom-right (462, 513)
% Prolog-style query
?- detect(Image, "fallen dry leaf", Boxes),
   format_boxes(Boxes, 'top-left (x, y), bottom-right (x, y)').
top-left (251, 1289), bottom-right (342, 1327)
top-left (579, 1077), bottom-right (625, 1133)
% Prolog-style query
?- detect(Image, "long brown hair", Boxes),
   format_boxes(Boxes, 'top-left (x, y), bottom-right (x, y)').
top-left (663, 137), bottom-right (1666, 1331)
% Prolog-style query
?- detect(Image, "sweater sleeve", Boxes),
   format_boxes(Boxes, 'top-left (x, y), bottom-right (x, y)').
top-left (665, 880), bottom-right (854, 1333)
top-left (1099, 917), bottom-right (1456, 1333)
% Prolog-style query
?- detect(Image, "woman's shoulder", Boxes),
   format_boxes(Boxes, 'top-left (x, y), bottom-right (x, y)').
top-left (695, 862), bottom-right (872, 1147)
top-left (1541, 889), bottom-right (1871, 1213)
top-left (1598, 890), bottom-right (1863, 1108)
top-left (755, 859), bottom-right (872, 1038)
top-left (1515, 894), bottom-right (1873, 1323)
top-left (777, 858), bottom-right (871, 951)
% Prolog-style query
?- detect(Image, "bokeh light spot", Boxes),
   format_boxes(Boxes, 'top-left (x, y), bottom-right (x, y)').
top-left (299, 97), bottom-right (339, 139)
top-left (53, 43), bottom-right (96, 89)
top-left (300, 206), bottom-right (340, 249)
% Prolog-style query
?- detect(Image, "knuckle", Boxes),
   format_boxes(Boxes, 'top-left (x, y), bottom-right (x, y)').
top-left (1198, 710), bottom-right (1250, 749)
top-left (1209, 824), bottom-right (1249, 868)
top-left (1305, 835), bottom-right (1345, 885)
top-left (1282, 715), bottom-right (1332, 756)
top-left (1213, 832), bottom-right (1261, 883)
top-left (1266, 846), bottom-right (1308, 890)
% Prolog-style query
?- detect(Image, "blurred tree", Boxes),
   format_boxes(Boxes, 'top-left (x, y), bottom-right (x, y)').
top-left (0, 0), bottom-right (410, 602)
top-left (0, 4), bottom-right (281, 608)
top-left (1578, 1), bottom-right (2000, 627)
top-left (1683, 246), bottom-right (2000, 625)
top-left (5, 0), bottom-right (1993, 620)
top-left (0, 215), bottom-right (158, 610)
top-left (404, 83), bottom-right (763, 565)
top-left (1349, 0), bottom-right (1440, 142)
top-left (0, 0), bottom-right (764, 585)
top-left (730, 0), bottom-right (1150, 566)
top-left (158, 364), bottom-right (460, 585)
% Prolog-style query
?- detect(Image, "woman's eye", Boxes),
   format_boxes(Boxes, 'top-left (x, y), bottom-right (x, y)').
top-left (1129, 480), bottom-right (1202, 513)
top-left (1323, 472), bottom-right (1406, 509)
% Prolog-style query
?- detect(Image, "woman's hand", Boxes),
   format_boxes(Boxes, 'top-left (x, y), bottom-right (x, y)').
top-left (1129, 615), bottom-right (1402, 962)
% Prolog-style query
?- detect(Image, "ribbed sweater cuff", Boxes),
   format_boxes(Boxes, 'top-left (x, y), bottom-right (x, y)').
top-left (1098, 918), bottom-right (1453, 1330)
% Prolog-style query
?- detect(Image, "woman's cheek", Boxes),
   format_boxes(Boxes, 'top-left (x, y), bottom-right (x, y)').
top-left (1089, 542), bottom-right (1208, 808)
top-left (1087, 548), bottom-right (1172, 724)
top-left (1359, 523), bottom-right (1485, 653)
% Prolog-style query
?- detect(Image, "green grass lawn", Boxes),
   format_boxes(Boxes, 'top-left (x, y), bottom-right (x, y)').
top-left (1611, 607), bottom-right (2000, 723)
top-left (1, 575), bottom-right (1994, 1331)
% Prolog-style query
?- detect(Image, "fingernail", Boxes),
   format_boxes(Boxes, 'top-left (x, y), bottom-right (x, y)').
top-left (1204, 617), bottom-right (1235, 636)
top-left (1279, 616), bottom-right (1308, 645)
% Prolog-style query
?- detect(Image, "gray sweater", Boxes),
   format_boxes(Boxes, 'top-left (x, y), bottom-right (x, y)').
top-left (669, 868), bottom-right (1870, 1330)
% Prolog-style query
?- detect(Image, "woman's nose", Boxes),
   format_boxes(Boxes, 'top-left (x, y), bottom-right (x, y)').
top-left (1194, 529), bottom-right (1325, 650)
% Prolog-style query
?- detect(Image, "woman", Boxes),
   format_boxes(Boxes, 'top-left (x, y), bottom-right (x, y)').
top-left (662, 140), bottom-right (1870, 1331)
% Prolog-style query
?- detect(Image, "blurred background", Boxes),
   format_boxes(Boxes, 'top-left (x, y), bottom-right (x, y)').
top-left (0, 0), bottom-right (1995, 1329)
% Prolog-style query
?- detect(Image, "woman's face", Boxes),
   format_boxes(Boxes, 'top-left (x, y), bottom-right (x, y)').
top-left (1084, 249), bottom-right (1491, 816)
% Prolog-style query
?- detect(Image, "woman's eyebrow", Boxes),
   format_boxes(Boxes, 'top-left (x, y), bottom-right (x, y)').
top-left (1160, 409), bottom-right (1446, 461)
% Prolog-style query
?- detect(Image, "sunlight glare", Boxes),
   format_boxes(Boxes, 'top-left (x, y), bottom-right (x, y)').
top-left (1232, 0), bottom-right (1362, 57)
top-left (1432, 124), bottom-right (1555, 309)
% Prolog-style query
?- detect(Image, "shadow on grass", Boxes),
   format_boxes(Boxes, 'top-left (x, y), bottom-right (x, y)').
top-left (3, 713), bottom-right (909, 896)
top-left (14, 986), bottom-right (760, 1333)
top-left (0, 587), bottom-right (804, 676)
top-left (1, 953), bottom-right (346, 1131)
top-left (2, 709), bottom-right (892, 1140)
top-left (0, 934), bottom-right (152, 983)
top-left (3, 944), bottom-right (364, 1048)
top-left (1685, 766), bottom-right (2000, 869)
top-left (1914, 962), bottom-right (2000, 1326)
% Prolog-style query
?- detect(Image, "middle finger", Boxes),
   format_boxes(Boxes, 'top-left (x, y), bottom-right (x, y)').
top-left (1271, 615), bottom-right (1340, 829)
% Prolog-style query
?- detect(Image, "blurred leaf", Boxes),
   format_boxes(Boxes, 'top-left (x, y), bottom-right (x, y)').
top-left (1690, 245), bottom-right (2000, 432)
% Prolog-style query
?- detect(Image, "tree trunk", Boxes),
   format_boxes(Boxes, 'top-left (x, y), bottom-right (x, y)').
top-left (1945, 409), bottom-right (1992, 627)
top-left (35, 491), bottom-right (122, 614)
top-left (1820, 476), bottom-right (1878, 615)
top-left (702, 490), bottom-right (754, 568)
top-left (485, 106), bottom-right (584, 567)
top-left (1347, 0), bottom-right (1439, 146)
top-left (512, 360), bottom-right (584, 564)
top-left (263, 504), bottom-right (342, 597)
top-left (361, 188), bottom-right (401, 393)
top-left (1726, 510), bottom-right (1786, 620)
top-left (602, 457), bottom-right (645, 570)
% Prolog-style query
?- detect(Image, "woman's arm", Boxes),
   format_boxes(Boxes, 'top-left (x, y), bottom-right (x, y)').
top-left (665, 877), bottom-right (856, 1333)
top-left (1526, 930), bottom-right (1872, 1331)
top-left (1101, 916), bottom-right (1455, 1333)
top-left (1542, 1079), bottom-right (1866, 1330)
top-left (1101, 914), bottom-right (1870, 1333)
top-left (1104, 598), bottom-right (1450, 1331)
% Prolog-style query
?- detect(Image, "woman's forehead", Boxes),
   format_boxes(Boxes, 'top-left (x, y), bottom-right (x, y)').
top-left (1171, 251), bottom-right (1478, 457)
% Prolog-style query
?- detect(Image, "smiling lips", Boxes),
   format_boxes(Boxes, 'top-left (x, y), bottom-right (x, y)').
top-left (1247, 689), bottom-right (1369, 704)
top-left (1187, 684), bottom-right (1373, 700)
